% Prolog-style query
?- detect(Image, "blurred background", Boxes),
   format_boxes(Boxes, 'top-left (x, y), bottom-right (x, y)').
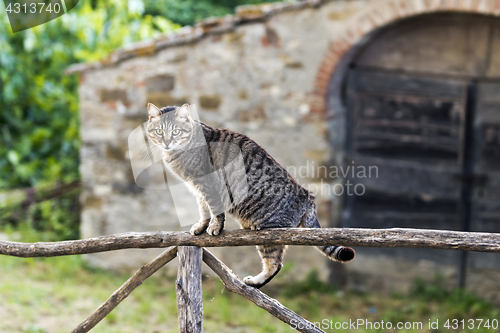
top-left (1, 0), bottom-right (500, 332)
top-left (0, 0), bottom-right (283, 240)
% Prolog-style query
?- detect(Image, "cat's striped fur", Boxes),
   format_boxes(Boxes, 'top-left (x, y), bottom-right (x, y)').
top-left (147, 103), bottom-right (355, 288)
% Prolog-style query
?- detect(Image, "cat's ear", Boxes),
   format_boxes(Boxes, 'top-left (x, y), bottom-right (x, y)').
top-left (176, 104), bottom-right (191, 121)
top-left (148, 103), bottom-right (161, 120)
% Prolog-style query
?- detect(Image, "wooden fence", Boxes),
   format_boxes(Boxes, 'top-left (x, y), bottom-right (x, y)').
top-left (1, 227), bottom-right (500, 333)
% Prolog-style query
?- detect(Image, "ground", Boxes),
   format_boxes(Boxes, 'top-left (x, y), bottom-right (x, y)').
top-left (0, 253), bottom-right (499, 333)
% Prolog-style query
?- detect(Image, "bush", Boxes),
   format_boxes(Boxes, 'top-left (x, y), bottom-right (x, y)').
top-left (0, 0), bottom-right (177, 190)
top-left (143, 0), bottom-right (290, 26)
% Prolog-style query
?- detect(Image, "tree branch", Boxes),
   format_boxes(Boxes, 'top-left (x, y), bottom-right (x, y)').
top-left (1, 228), bottom-right (499, 258)
top-left (71, 246), bottom-right (178, 333)
top-left (202, 248), bottom-right (325, 333)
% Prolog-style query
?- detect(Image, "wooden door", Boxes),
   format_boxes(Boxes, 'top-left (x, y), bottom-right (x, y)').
top-left (469, 82), bottom-right (500, 268)
top-left (344, 70), bottom-right (468, 262)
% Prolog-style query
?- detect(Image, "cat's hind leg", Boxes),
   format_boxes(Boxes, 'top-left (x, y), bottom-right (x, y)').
top-left (243, 245), bottom-right (286, 288)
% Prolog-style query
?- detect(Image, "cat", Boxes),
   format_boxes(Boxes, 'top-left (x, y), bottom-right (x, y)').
top-left (146, 103), bottom-right (355, 288)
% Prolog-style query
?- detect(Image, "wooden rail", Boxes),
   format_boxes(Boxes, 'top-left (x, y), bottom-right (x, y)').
top-left (1, 228), bottom-right (500, 257)
top-left (1, 227), bottom-right (499, 333)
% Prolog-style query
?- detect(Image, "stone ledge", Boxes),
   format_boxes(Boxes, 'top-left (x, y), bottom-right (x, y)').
top-left (65, 0), bottom-right (323, 74)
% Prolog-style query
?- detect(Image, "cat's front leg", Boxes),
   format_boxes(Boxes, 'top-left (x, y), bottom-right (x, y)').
top-left (207, 212), bottom-right (225, 236)
top-left (193, 180), bottom-right (226, 236)
top-left (190, 218), bottom-right (211, 235)
top-left (190, 197), bottom-right (212, 235)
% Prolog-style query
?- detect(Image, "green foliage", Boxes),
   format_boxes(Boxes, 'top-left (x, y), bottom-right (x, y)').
top-left (0, 182), bottom-right (81, 240)
top-left (143, 0), bottom-right (289, 26)
top-left (0, 0), bottom-right (177, 190)
top-left (0, 0), bottom-right (282, 189)
top-left (282, 269), bottom-right (337, 297)
top-left (0, 0), bottom-right (283, 240)
top-left (0, 0), bottom-right (280, 189)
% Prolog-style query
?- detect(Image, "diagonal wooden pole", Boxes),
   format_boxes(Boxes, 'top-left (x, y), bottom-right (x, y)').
top-left (176, 246), bottom-right (203, 333)
top-left (202, 248), bottom-right (325, 333)
top-left (71, 246), bottom-right (178, 333)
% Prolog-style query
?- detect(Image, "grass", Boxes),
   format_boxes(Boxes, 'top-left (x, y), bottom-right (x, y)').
top-left (1, 256), bottom-right (499, 333)
top-left (0, 229), bottom-right (499, 332)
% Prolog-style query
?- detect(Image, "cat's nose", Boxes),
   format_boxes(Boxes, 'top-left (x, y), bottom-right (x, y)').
top-left (163, 142), bottom-right (171, 149)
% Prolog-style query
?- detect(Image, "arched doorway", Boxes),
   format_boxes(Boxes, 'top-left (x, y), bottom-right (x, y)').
top-left (335, 13), bottom-right (500, 283)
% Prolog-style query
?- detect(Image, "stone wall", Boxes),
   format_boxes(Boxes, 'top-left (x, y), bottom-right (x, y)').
top-left (72, 0), bottom-right (500, 301)
top-left (76, 0), bottom-right (365, 281)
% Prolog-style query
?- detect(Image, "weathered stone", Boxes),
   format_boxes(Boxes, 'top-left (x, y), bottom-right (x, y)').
top-left (146, 92), bottom-right (189, 107)
top-left (197, 16), bottom-right (230, 34)
top-left (112, 182), bottom-right (144, 194)
top-left (238, 90), bottom-right (248, 100)
top-left (328, 8), bottom-right (357, 21)
top-left (223, 31), bottom-right (244, 46)
top-left (199, 95), bottom-right (222, 110)
top-left (261, 26), bottom-right (281, 48)
top-left (145, 74), bottom-right (175, 92)
top-left (170, 53), bottom-right (188, 63)
top-left (285, 61), bottom-right (303, 68)
top-left (80, 100), bottom-right (116, 129)
top-left (100, 89), bottom-right (128, 103)
top-left (280, 54), bottom-right (303, 68)
top-left (81, 129), bottom-right (115, 143)
top-left (105, 143), bottom-right (127, 161)
top-left (237, 106), bottom-right (266, 123)
top-left (134, 42), bottom-right (156, 57)
top-left (236, 5), bottom-right (266, 20)
top-left (84, 195), bottom-right (103, 209)
top-left (304, 148), bottom-right (328, 162)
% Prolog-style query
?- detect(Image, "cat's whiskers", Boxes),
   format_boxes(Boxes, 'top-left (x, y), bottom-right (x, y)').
top-left (139, 144), bottom-right (161, 163)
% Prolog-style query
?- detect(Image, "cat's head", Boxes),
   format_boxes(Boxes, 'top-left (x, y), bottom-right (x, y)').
top-left (146, 103), bottom-right (194, 151)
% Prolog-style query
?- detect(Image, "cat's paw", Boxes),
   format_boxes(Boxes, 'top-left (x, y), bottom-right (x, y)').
top-left (243, 275), bottom-right (264, 288)
top-left (190, 221), bottom-right (209, 236)
top-left (250, 224), bottom-right (261, 231)
top-left (206, 222), bottom-right (223, 236)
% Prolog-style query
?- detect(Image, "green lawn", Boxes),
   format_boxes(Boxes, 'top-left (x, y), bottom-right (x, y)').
top-left (0, 252), bottom-right (499, 333)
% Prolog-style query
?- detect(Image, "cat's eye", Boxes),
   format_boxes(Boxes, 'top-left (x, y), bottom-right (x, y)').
top-left (172, 129), bottom-right (181, 136)
top-left (155, 129), bottom-right (163, 135)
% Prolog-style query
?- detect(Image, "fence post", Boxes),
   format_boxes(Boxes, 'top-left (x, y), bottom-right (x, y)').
top-left (176, 246), bottom-right (203, 333)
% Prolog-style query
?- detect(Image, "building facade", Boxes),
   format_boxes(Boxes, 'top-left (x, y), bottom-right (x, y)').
top-left (70, 0), bottom-right (500, 303)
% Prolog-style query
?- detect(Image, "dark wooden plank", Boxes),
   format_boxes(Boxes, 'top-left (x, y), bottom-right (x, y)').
top-left (471, 82), bottom-right (500, 237)
top-left (348, 70), bottom-right (467, 97)
top-left (343, 155), bottom-right (461, 198)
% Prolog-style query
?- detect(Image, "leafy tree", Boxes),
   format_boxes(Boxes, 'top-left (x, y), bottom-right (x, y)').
top-left (0, 0), bottom-right (177, 189)
top-left (143, 0), bottom-right (288, 27)
top-left (0, 0), bottom-right (280, 239)
top-left (0, 0), bottom-right (287, 189)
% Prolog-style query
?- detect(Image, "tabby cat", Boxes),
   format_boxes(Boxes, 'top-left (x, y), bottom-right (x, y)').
top-left (147, 103), bottom-right (355, 288)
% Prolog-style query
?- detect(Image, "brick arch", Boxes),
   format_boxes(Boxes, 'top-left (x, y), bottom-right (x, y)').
top-left (310, 0), bottom-right (500, 114)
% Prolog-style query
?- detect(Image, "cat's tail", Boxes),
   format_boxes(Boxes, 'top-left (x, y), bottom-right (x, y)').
top-left (317, 244), bottom-right (355, 262)
top-left (301, 203), bottom-right (355, 263)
